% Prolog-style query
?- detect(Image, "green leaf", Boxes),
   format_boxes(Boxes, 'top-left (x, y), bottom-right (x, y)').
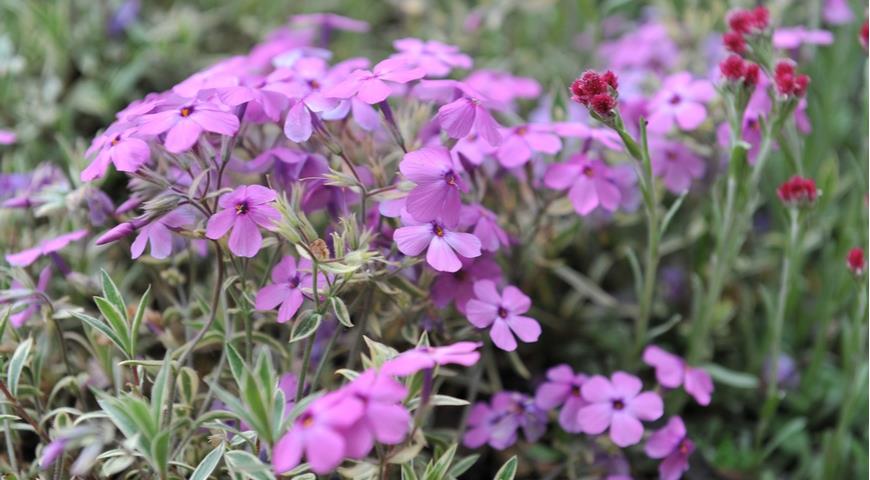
top-left (177, 367), bottom-right (199, 406)
top-left (423, 443), bottom-right (456, 480)
top-left (703, 363), bottom-right (759, 389)
top-left (101, 270), bottom-right (126, 315)
top-left (401, 462), bottom-right (419, 480)
top-left (493, 456), bottom-right (518, 480)
top-left (761, 417), bottom-right (806, 460)
top-left (150, 353), bottom-right (173, 425)
top-left (289, 312), bottom-right (322, 344)
top-left (72, 312), bottom-right (130, 356)
top-left (224, 450), bottom-right (275, 480)
top-left (448, 454), bottom-right (479, 477)
top-left (7, 338), bottom-right (32, 397)
top-left (330, 296), bottom-right (353, 328)
top-left (94, 296), bottom-right (132, 354)
top-left (226, 344), bottom-right (245, 388)
top-left (407, 395), bottom-right (469, 410)
top-left (151, 430), bottom-right (171, 479)
top-left (660, 193), bottom-right (687, 236)
top-left (130, 285), bottom-right (151, 355)
top-left (190, 442), bottom-right (225, 480)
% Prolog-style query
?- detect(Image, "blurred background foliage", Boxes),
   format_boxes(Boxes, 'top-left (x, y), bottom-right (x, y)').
top-left (0, 0), bottom-right (867, 478)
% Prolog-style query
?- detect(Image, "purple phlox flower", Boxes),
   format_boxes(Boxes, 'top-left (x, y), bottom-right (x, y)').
top-left (645, 416), bottom-right (694, 480)
top-left (390, 38), bottom-right (473, 77)
top-left (773, 27), bottom-right (834, 49)
top-left (266, 62), bottom-right (342, 142)
top-left (643, 345), bottom-right (714, 406)
top-left (172, 58), bottom-right (244, 99)
top-left (430, 255), bottom-right (502, 312)
top-left (214, 75), bottom-right (289, 124)
top-left (534, 364), bottom-right (588, 433)
top-left (6, 229), bottom-right (88, 267)
top-left (324, 57), bottom-right (425, 104)
top-left (609, 164), bottom-right (641, 213)
top-left (463, 392), bottom-right (547, 450)
top-left (255, 256), bottom-right (325, 323)
top-left (424, 79), bottom-right (503, 146)
top-left (650, 139), bottom-right (706, 193)
top-left (466, 280), bottom-right (541, 351)
top-left (393, 210), bottom-right (482, 273)
top-left (381, 341), bottom-right (482, 376)
top-left (131, 208), bottom-right (197, 260)
top-left (400, 146), bottom-right (468, 227)
top-left (205, 185), bottom-right (280, 257)
top-left (289, 13), bottom-right (370, 33)
top-left (136, 99), bottom-right (240, 153)
top-left (496, 124), bottom-right (561, 168)
top-left (313, 58), bottom-right (381, 132)
top-left (80, 123), bottom-right (150, 181)
top-left (0, 129), bottom-right (16, 145)
top-left (3, 164), bottom-right (68, 209)
top-left (84, 188), bottom-right (115, 227)
top-left (599, 22), bottom-right (678, 72)
top-left (5, 266), bottom-right (52, 328)
top-left (464, 69), bottom-right (541, 111)
top-left (577, 371), bottom-right (664, 447)
top-left (647, 72), bottom-right (716, 133)
top-left (39, 438), bottom-right (69, 469)
top-left (762, 354), bottom-right (800, 390)
top-left (458, 205), bottom-right (509, 252)
top-left (340, 371), bottom-right (411, 459)
top-left (544, 154), bottom-right (622, 216)
top-left (823, 0), bottom-right (853, 24)
top-left (452, 131), bottom-right (497, 166)
top-left (552, 121), bottom-right (624, 151)
top-left (107, 0), bottom-right (140, 37)
top-left (272, 388), bottom-right (364, 475)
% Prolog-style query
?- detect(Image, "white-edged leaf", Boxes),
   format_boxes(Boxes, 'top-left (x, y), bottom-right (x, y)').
top-left (493, 456), bottom-right (518, 480)
top-left (7, 338), bottom-right (32, 397)
top-left (190, 442), bottom-right (225, 480)
top-left (289, 312), bottom-right (321, 344)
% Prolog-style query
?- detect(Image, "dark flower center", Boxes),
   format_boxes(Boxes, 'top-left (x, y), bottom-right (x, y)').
top-left (180, 106), bottom-right (194, 117)
top-left (432, 223), bottom-right (445, 237)
top-left (288, 275), bottom-right (301, 289)
top-left (235, 202), bottom-right (249, 215)
top-left (516, 126), bottom-right (528, 136)
top-left (678, 439), bottom-right (691, 455)
top-left (669, 94), bottom-right (682, 105)
top-left (111, 134), bottom-right (122, 146)
top-left (300, 413), bottom-right (314, 428)
top-left (571, 386), bottom-right (582, 397)
top-left (444, 171), bottom-right (458, 186)
top-left (497, 307), bottom-right (509, 318)
top-left (582, 166), bottom-right (595, 177)
top-left (612, 399), bottom-right (625, 410)
top-left (308, 79), bottom-right (321, 89)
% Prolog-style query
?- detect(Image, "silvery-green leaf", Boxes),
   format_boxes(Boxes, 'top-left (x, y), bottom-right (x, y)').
top-left (493, 456), bottom-right (518, 480)
top-left (190, 442), bottom-right (225, 480)
top-left (7, 338), bottom-right (32, 397)
top-left (289, 312), bottom-right (321, 343)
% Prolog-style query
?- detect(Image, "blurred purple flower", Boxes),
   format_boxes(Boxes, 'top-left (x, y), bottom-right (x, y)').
top-left (390, 38), bottom-right (472, 77)
top-left (131, 208), bottom-right (196, 259)
top-left (8, 266), bottom-right (52, 328)
top-left (255, 256), bottom-right (318, 323)
top-left (382, 341), bottom-right (481, 376)
top-left (577, 371), bottom-right (663, 447)
top-left (464, 392), bottom-right (547, 450)
top-left (773, 27), bottom-right (834, 49)
top-left (496, 124), bottom-right (562, 169)
top-left (400, 146), bottom-right (468, 227)
top-left (643, 345), bottom-right (714, 406)
top-left (647, 73), bottom-right (716, 133)
top-left (6, 230), bottom-right (88, 267)
top-left (650, 138), bottom-right (706, 193)
top-left (324, 57), bottom-right (425, 104)
top-left (430, 255), bottom-right (502, 313)
top-left (544, 155), bottom-right (622, 216)
top-left (535, 364), bottom-right (588, 433)
top-left (645, 416), bottom-right (694, 480)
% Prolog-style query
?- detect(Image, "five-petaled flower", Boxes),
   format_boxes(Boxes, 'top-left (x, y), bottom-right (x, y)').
top-left (576, 371), bottom-right (664, 447)
top-left (205, 185), bottom-right (281, 257)
top-left (465, 280), bottom-right (542, 351)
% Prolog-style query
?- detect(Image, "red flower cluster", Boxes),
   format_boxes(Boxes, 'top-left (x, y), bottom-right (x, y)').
top-left (777, 176), bottom-right (818, 207)
top-left (860, 19), bottom-right (868, 50)
top-left (773, 61), bottom-right (810, 97)
top-left (719, 55), bottom-right (760, 86)
top-left (847, 247), bottom-right (866, 276)
top-left (570, 70), bottom-right (619, 115)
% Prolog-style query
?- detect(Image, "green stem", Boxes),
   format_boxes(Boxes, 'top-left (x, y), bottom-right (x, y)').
top-left (295, 336), bottom-right (314, 403)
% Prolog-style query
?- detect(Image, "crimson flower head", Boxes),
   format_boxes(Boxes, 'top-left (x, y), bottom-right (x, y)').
top-left (727, 6), bottom-right (769, 35)
top-left (723, 31), bottom-right (747, 53)
top-left (860, 19), bottom-right (868, 50)
top-left (719, 55), bottom-right (746, 80)
top-left (777, 176), bottom-right (818, 207)
top-left (774, 61), bottom-right (810, 97)
top-left (847, 247), bottom-right (865, 276)
top-left (570, 70), bottom-right (619, 115)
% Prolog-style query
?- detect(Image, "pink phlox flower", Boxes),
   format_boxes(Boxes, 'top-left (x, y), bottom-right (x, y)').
top-left (393, 210), bottom-right (482, 273)
top-left (773, 27), bottom-right (834, 49)
top-left (466, 280), bottom-right (541, 351)
top-left (823, 0), bottom-right (853, 24)
top-left (399, 146), bottom-right (468, 227)
top-left (171, 57), bottom-right (245, 99)
top-left (534, 364), bottom-right (588, 433)
top-left (423, 79), bottom-right (503, 146)
top-left (6, 230), bottom-right (89, 267)
top-left (0, 129), bottom-right (16, 145)
top-left (323, 57), bottom-right (426, 104)
top-left (458, 205), bottom-right (510, 252)
top-left (552, 121), bottom-right (624, 151)
top-left (136, 98), bottom-right (240, 153)
top-left (255, 255), bottom-right (326, 323)
top-left (464, 69), bottom-right (541, 111)
top-left (430, 255), bottom-right (502, 313)
top-left (272, 388), bottom-right (364, 475)
top-left (495, 124), bottom-right (561, 168)
top-left (642, 345), bottom-right (714, 406)
top-left (6, 266), bottom-right (52, 328)
top-left (647, 72), bottom-right (716, 133)
top-left (452, 131), bottom-right (497, 166)
top-left (576, 371), bottom-right (664, 447)
top-left (463, 392), bottom-right (547, 450)
top-left (81, 122), bottom-right (150, 181)
top-left (650, 139), bottom-right (706, 193)
top-left (205, 185), bottom-right (280, 257)
top-left (288, 13), bottom-right (370, 33)
top-left (214, 75), bottom-right (289, 124)
top-left (645, 416), bottom-right (694, 480)
top-left (390, 38), bottom-right (473, 77)
top-left (131, 207), bottom-right (197, 260)
top-left (544, 154), bottom-right (622, 216)
top-left (340, 371), bottom-right (411, 458)
top-left (599, 22), bottom-right (678, 72)
top-left (381, 341), bottom-right (482, 376)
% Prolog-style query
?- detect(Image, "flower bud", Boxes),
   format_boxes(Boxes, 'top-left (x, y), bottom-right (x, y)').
top-left (95, 222), bottom-right (136, 245)
top-left (777, 176), bottom-right (819, 207)
top-left (847, 247), bottom-right (865, 276)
